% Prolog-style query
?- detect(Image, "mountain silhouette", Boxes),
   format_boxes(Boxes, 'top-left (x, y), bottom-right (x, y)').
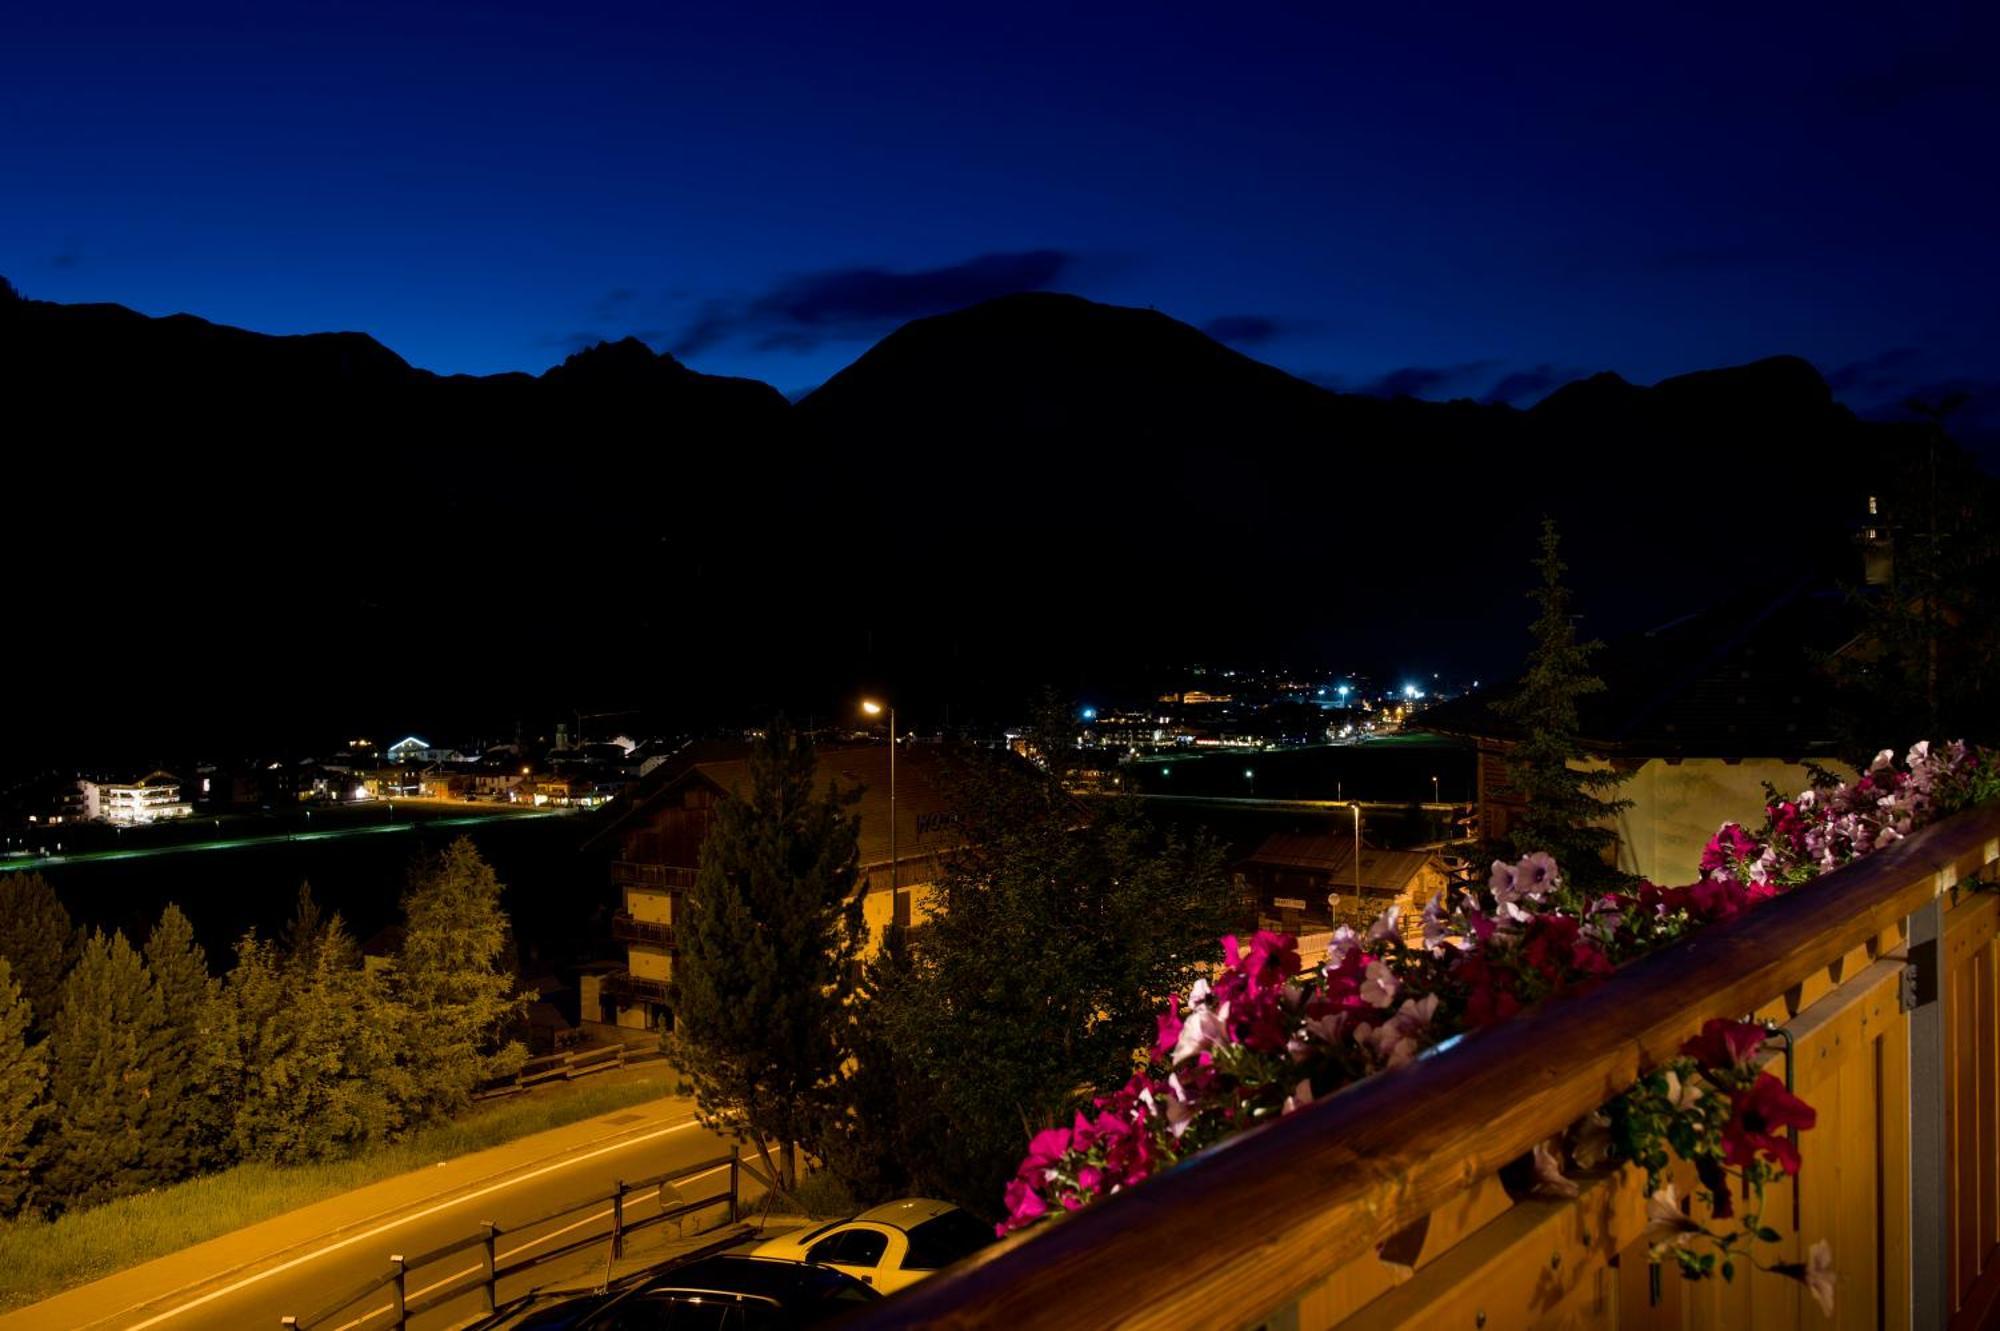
top-left (0, 280), bottom-right (1936, 766)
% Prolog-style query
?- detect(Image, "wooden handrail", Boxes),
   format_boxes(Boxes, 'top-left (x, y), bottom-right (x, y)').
top-left (858, 802), bottom-right (2000, 1331)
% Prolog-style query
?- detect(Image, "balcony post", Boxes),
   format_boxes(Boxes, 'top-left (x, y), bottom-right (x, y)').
top-left (1906, 890), bottom-right (1949, 1329)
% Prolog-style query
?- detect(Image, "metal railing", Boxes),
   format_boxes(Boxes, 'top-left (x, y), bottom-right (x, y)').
top-left (280, 1149), bottom-right (753, 1330)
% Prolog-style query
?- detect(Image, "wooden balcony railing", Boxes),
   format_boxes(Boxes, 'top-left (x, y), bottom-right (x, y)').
top-left (601, 972), bottom-right (673, 1007)
top-left (611, 860), bottom-right (697, 890)
top-left (859, 802), bottom-right (2000, 1331)
top-left (611, 912), bottom-right (676, 950)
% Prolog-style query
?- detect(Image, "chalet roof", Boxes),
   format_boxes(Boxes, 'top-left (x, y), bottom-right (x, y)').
top-left (1240, 831), bottom-right (1442, 896)
top-left (584, 739), bottom-right (969, 868)
top-left (1418, 579), bottom-right (1857, 761)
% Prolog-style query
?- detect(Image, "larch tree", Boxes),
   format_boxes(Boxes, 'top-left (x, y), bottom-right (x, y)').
top-left (1493, 518), bottom-right (1631, 895)
top-left (0, 959), bottom-right (47, 1216)
top-left (672, 719), bottom-right (865, 1194)
top-left (0, 872), bottom-right (76, 1039)
top-left (44, 930), bottom-right (168, 1209)
top-left (395, 838), bottom-right (525, 1122)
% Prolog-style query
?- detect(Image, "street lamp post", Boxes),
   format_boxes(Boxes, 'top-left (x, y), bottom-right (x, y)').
top-left (862, 699), bottom-right (897, 912)
top-left (1432, 775), bottom-right (1440, 803)
top-left (1351, 800), bottom-right (1362, 913)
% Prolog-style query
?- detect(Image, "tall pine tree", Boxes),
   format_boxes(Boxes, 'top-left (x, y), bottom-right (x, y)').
top-left (1493, 518), bottom-right (1631, 892)
top-left (45, 930), bottom-right (168, 1209)
top-left (395, 838), bottom-right (525, 1123)
top-left (143, 904), bottom-right (219, 1176)
top-left (673, 719), bottom-right (865, 1193)
top-left (0, 872), bottom-right (76, 1038)
top-left (0, 959), bottom-right (47, 1216)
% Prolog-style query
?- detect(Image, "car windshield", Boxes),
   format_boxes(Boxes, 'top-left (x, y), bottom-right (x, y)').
top-left (900, 1209), bottom-right (997, 1270)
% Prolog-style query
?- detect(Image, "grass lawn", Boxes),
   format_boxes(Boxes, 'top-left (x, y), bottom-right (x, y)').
top-left (0, 1067), bottom-right (684, 1311)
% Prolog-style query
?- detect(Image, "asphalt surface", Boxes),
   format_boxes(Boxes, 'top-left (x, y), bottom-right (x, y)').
top-left (2, 1093), bottom-right (765, 1331)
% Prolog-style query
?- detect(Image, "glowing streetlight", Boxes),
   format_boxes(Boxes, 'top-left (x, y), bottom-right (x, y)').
top-left (861, 699), bottom-right (898, 913)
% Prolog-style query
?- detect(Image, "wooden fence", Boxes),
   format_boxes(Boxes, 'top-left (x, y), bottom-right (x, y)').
top-left (855, 801), bottom-right (2000, 1330)
top-left (280, 1149), bottom-right (753, 1330)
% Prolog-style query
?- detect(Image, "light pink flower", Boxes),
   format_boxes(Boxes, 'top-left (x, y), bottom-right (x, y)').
top-left (1359, 960), bottom-right (1400, 1009)
top-left (1644, 1184), bottom-right (1702, 1251)
top-left (1531, 1139), bottom-right (1579, 1198)
top-left (1803, 1239), bottom-right (1835, 1317)
top-left (1170, 1002), bottom-right (1229, 1064)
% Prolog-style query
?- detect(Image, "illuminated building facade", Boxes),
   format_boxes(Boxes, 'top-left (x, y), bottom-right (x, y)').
top-left (80, 772), bottom-right (193, 825)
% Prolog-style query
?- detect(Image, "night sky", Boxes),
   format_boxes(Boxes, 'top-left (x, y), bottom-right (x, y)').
top-left (5, 0), bottom-right (1996, 441)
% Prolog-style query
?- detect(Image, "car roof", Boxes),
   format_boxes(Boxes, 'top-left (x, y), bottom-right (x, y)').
top-left (639, 1254), bottom-right (873, 1299)
top-left (851, 1198), bottom-right (961, 1229)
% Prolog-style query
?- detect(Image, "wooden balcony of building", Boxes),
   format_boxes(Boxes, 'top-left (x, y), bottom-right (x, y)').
top-left (611, 911), bottom-right (676, 951)
top-left (601, 971), bottom-right (673, 1007)
top-left (611, 860), bottom-right (698, 890)
top-left (857, 801), bottom-right (2000, 1331)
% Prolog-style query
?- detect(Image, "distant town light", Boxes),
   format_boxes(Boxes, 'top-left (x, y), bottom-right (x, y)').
top-left (1081, 706), bottom-right (1098, 721)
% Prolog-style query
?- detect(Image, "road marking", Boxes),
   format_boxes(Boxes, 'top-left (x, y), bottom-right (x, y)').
top-left (117, 1117), bottom-right (701, 1331)
top-left (328, 1302), bottom-right (394, 1331)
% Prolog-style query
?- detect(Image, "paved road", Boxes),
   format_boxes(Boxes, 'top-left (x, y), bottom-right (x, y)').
top-left (3, 1093), bottom-right (765, 1331)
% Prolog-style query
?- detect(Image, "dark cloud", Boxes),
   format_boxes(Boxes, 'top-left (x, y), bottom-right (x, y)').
top-left (48, 252), bottom-right (80, 269)
top-left (669, 249), bottom-right (1079, 358)
top-left (1482, 364), bottom-right (1587, 406)
top-left (1827, 348), bottom-right (2000, 467)
top-left (1337, 361), bottom-right (1497, 400)
top-left (1201, 314), bottom-right (1292, 346)
top-left (1825, 347), bottom-right (1923, 397)
top-left (1314, 360), bottom-right (1582, 407)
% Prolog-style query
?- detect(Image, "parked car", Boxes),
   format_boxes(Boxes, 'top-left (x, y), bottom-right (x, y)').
top-left (470, 1255), bottom-right (879, 1330)
top-left (749, 1198), bottom-right (995, 1294)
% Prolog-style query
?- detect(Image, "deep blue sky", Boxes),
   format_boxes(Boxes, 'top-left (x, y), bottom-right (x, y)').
top-left (4, 0), bottom-right (1995, 435)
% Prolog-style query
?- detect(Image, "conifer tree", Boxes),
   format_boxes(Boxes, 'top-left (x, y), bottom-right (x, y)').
top-left (0, 872), bottom-right (76, 1038)
top-left (143, 904), bottom-right (219, 1175)
top-left (45, 930), bottom-right (167, 1208)
top-left (395, 838), bottom-right (525, 1123)
top-left (222, 906), bottom-right (403, 1164)
top-left (673, 719), bottom-right (865, 1193)
top-left (1494, 518), bottom-right (1631, 892)
top-left (0, 959), bottom-right (47, 1216)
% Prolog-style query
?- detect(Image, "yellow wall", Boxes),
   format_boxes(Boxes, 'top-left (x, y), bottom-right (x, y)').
top-left (624, 885), bottom-right (674, 924)
top-left (1583, 756), bottom-right (1856, 885)
top-left (628, 945), bottom-right (672, 981)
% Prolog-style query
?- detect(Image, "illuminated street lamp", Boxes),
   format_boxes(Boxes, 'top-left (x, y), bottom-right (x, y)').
top-left (861, 699), bottom-right (897, 907)
top-left (1351, 801), bottom-right (1362, 900)
top-left (1431, 775), bottom-right (1440, 803)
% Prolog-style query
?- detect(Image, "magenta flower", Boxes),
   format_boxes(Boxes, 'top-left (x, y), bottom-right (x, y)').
top-left (1680, 1018), bottom-right (1768, 1070)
